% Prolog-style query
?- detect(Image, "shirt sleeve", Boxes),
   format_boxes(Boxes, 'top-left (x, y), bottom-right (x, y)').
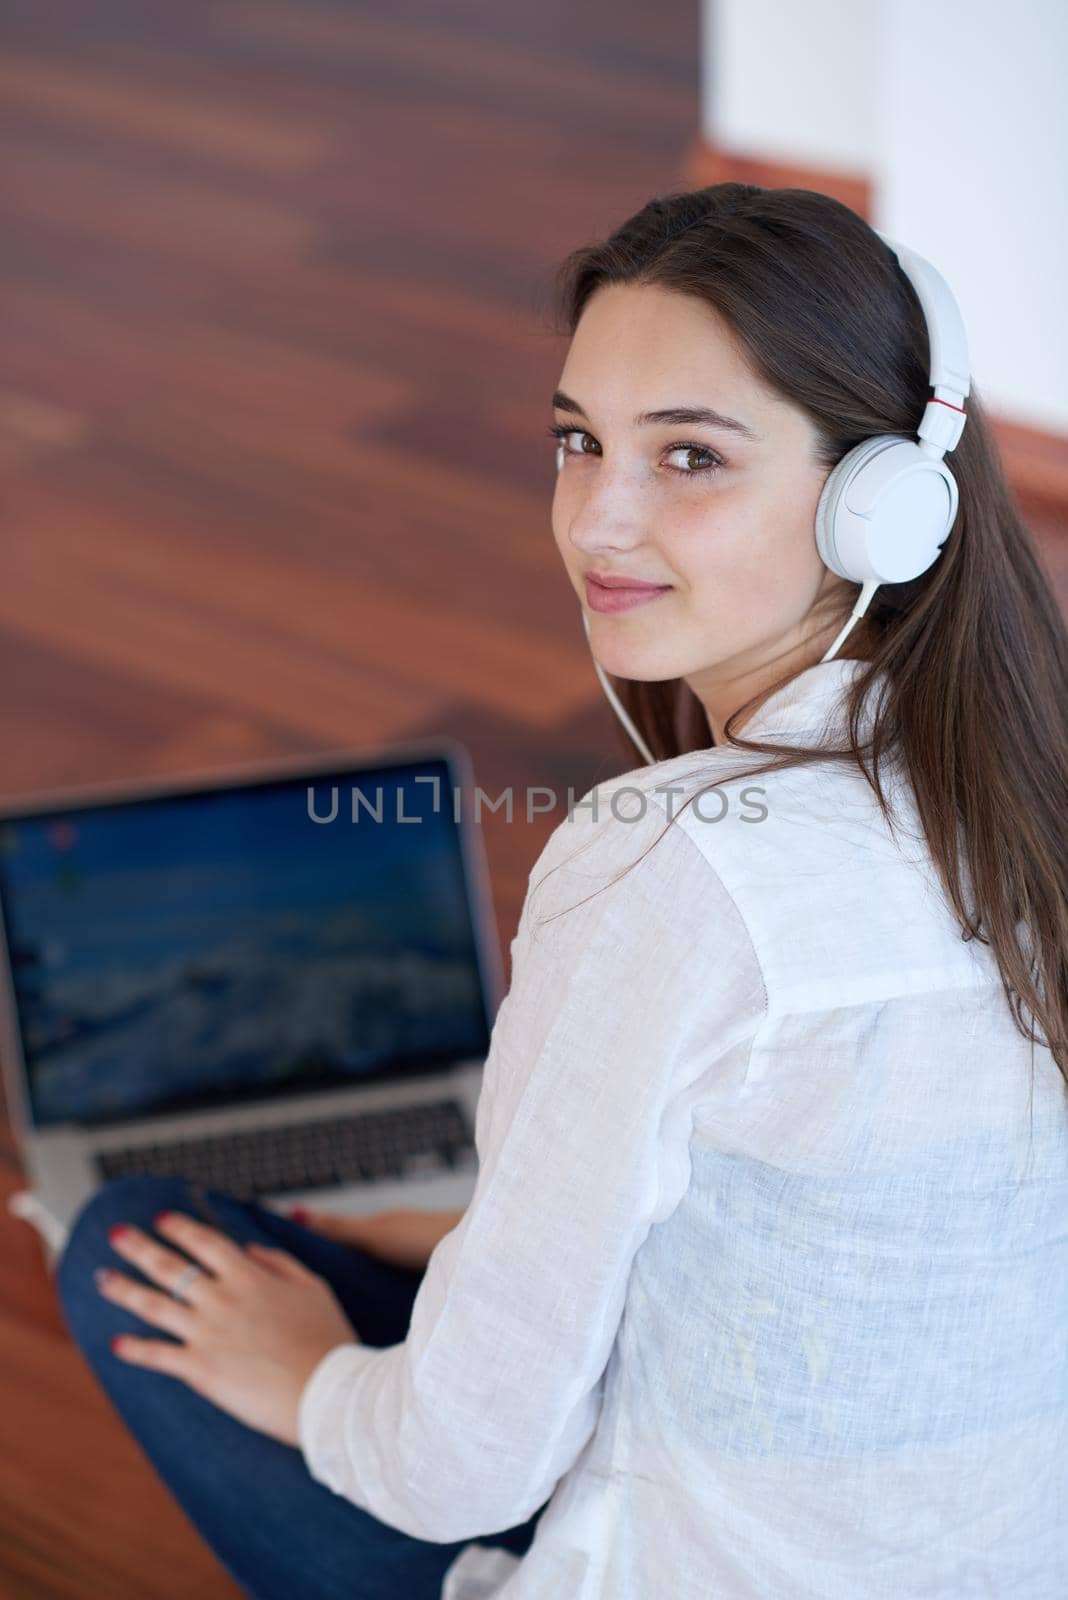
top-left (297, 777), bottom-right (768, 1543)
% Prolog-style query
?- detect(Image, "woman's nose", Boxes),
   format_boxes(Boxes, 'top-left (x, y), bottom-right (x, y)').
top-left (562, 474), bottom-right (651, 555)
top-left (565, 505), bottom-right (648, 557)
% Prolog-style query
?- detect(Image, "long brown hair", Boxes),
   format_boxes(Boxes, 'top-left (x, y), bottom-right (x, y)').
top-left (536, 182), bottom-right (1068, 1086)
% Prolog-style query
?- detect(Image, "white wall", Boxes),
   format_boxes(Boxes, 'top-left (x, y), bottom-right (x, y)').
top-left (700, 0), bottom-right (1068, 433)
top-left (702, 0), bottom-right (878, 174)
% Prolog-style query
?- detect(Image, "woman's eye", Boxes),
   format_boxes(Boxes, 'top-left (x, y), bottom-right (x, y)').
top-left (549, 427), bottom-right (598, 457)
top-left (664, 445), bottom-right (722, 475)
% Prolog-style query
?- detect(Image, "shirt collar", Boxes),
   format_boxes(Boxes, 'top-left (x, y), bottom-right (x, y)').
top-left (732, 656), bottom-right (885, 744)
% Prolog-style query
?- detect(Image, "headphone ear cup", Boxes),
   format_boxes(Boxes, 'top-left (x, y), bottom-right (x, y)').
top-left (815, 436), bottom-right (959, 586)
top-left (814, 442), bottom-right (870, 579)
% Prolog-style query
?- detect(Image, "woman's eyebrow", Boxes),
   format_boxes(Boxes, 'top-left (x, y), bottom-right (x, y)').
top-left (551, 388), bottom-right (760, 442)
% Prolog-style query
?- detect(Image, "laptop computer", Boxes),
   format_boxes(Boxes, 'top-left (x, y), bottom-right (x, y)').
top-left (0, 739), bottom-right (505, 1266)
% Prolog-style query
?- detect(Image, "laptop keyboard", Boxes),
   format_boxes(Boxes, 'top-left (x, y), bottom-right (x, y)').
top-left (95, 1096), bottom-right (477, 1201)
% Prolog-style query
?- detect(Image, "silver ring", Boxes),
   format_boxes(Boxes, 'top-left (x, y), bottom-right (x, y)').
top-left (171, 1262), bottom-right (204, 1303)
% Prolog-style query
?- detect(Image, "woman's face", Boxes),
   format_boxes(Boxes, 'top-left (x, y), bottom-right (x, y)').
top-left (550, 282), bottom-right (852, 738)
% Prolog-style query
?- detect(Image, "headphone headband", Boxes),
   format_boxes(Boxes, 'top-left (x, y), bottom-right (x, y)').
top-left (874, 231), bottom-right (971, 455)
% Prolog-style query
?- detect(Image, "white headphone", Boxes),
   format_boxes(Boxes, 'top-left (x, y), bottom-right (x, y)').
top-left (570, 230), bottom-right (971, 766)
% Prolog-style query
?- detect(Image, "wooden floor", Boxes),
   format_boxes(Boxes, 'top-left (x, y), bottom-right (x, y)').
top-left (0, 4), bottom-right (1064, 1595)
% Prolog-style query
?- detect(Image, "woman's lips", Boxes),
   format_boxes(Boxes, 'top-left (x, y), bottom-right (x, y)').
top-left (584, 575), bottom-right (673, 613)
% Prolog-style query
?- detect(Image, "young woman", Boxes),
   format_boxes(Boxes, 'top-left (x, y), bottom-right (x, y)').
top-left (56, 184), bottom-right (1067, 1599)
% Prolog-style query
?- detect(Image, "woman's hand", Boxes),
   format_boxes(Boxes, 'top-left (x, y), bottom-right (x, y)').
top-left (288, 1205), bottom-right (466, 1272)
top-left (96, 1209), bottom-right (358, 1449)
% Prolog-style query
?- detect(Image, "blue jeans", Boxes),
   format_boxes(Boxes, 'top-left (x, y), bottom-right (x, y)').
top-left (55, 1175), bottom-right (547, 1599)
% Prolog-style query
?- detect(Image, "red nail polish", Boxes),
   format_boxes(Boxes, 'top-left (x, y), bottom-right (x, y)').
top-left (289, 1206), bottom-right (310, 1224)
top-left (108, 1224), bottom-right (131, 1244)
top-left (153, 1211), bottom-right (172, 1229)
top-left (110, 1335), bottom-right (126, 1353)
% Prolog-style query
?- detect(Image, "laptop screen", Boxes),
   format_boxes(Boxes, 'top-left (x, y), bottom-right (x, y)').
top-left (0, 756), bottom-right (495, 1129)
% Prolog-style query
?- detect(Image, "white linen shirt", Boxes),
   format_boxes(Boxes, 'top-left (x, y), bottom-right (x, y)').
top-left (298, 656), bottom-right (1068, 1598)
